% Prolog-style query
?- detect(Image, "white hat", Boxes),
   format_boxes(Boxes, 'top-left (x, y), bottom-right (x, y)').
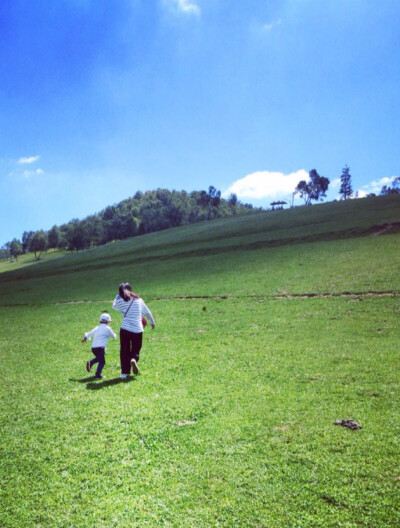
top-left (99, 313), bottom-right (111, 323)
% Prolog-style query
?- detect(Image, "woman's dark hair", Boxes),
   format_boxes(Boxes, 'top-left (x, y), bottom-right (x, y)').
top-left (119, 282), bottom-right (132, 301)
top-left (118, 282), bottom-right (140, 301)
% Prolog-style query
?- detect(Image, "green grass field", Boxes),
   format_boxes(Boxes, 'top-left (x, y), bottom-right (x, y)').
top-left (1, 195), bottom-right (399, 527)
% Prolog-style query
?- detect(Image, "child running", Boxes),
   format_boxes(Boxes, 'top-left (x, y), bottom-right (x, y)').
top-left (81, 312), bottom-right (117, 379)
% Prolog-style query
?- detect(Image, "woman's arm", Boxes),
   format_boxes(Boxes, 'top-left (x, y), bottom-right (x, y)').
top-left (112, 295), bottom-right (123, 311)
top-left (142, 301), bottom-right (155, 328)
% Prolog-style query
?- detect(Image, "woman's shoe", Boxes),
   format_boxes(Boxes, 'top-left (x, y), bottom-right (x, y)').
top-left (130, 359), bottom-right (139, 375)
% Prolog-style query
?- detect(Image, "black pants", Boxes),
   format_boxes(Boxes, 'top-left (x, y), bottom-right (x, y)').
top-left (90, 347), bottom-right (106, 378)
top-left (120, 329), bottom-right (143, 375)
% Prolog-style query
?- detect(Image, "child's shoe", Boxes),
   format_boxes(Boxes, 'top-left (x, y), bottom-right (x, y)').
top-left (86, 361), bottom-right (91, 372)
top-left (95, 375), bottom-right (103, 380)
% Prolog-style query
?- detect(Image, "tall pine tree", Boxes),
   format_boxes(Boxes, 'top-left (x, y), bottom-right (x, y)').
top-left (339, 165), bottom-right (353, 200)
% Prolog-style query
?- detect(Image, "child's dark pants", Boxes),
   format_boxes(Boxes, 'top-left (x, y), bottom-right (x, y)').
top-left (90, 347), bottom-right (106, 378)
top-left (120, 329), bottom-right (143, 375)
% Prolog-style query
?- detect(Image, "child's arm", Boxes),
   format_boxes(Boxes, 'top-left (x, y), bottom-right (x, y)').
top-left (81, 327), bottom-right (97, 343)
top-left (108, 327), bottom-right (117, 339)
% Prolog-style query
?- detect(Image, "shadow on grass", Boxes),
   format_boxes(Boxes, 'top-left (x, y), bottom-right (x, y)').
top-left (69, 376), bottom-right (136, 390)
top-left (69, 376), bottom-right (98, 383)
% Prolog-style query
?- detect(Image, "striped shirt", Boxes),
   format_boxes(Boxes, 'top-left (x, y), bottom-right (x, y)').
top-left (112, 295), bottom-right (155, 333)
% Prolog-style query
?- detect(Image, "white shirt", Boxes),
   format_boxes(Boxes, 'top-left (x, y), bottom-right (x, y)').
top-left (112, 295), bottom-right (155, 333)
top-left (84, 324), bottom-right (117, 348)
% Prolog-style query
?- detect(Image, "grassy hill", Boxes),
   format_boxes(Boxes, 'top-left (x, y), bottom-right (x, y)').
top-left (1, 194), bottom-right (399, 304)
top-left (0, 195), bottom-right (399, 527)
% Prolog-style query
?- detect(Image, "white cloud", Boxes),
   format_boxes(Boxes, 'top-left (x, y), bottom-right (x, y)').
top-left (330, 178), bottom-right (341, 189)
top-left (177, 0), bottom-right (200, 15)
top-left (261, 19), bottom-right (282, 33)
top-left (163, 0), bottom-right (200, 16)
top-left (250, 19), bottom-right (282, 39)
top-left (23, 168), bottom-right (44, 179)
top-left (358, 175), bottom-right (398, 196)
top-left (18, 155), bottom-right (40, 164)
top-left (223, 170), bottom-right (309, 200)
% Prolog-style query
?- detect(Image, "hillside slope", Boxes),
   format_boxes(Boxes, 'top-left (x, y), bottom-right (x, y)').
top-left (0, 194), bottom-right (399, 305)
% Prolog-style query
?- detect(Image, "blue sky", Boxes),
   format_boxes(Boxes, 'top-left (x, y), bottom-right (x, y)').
top-left (1, 0), bottom-right (399, 245)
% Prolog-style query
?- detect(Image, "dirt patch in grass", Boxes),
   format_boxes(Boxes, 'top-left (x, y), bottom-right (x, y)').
top-left (2, 290), bottom-right (398, 307)
top-left (272, 290), bottom-right (398, 299)
top-left (370, 222), bottom-right (400, 236)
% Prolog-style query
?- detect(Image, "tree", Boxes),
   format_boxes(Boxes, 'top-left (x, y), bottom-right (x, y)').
top-left (124, 215), bottom-right (138, 238)
top-left (0, 247), bottom-right (9, 260)
top-left (196, 186), bottom-right (222, 219)
top-left (198, 190), bottom-right (210, 210)
top-left (65, 220), bottom-right (89, 251)
top-left (105, 215), bottom-right (126, 241)
top-left (294, 180), bottom-right (309, 205)
top-left (9, 238), bottom-right (22, 260)
top-left (228, 193), bottom-right (238, 214)
top-left (22, 230), bottom-right (34, 253)
top-left (339, 165), bottom-right (353, 200)
top-left (208, 186), bottom-right (221, 216)
top-left (295, 169), bottom-right (330, 205)
top-left (83, 216), bottom-right (105, 246)
top-left (30, 230), bottom-right (47, 260)
top-left (47, 225), bottom-right (62, 250)
top-left (139, 202), bottom-right (170, 234)
top-left (102, 205), bottom-right (116, 221)
top-left (380, 177), bottom-right (400, 195)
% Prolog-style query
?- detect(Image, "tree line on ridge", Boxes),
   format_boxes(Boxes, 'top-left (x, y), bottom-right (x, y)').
top-left (3, 168), bottom-right (398, 262)
top-left (2, 187), bottom-right (254, 260)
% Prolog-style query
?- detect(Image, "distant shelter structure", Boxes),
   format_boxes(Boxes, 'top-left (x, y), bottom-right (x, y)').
top-left (270, 201), bottom-right (287, 211)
